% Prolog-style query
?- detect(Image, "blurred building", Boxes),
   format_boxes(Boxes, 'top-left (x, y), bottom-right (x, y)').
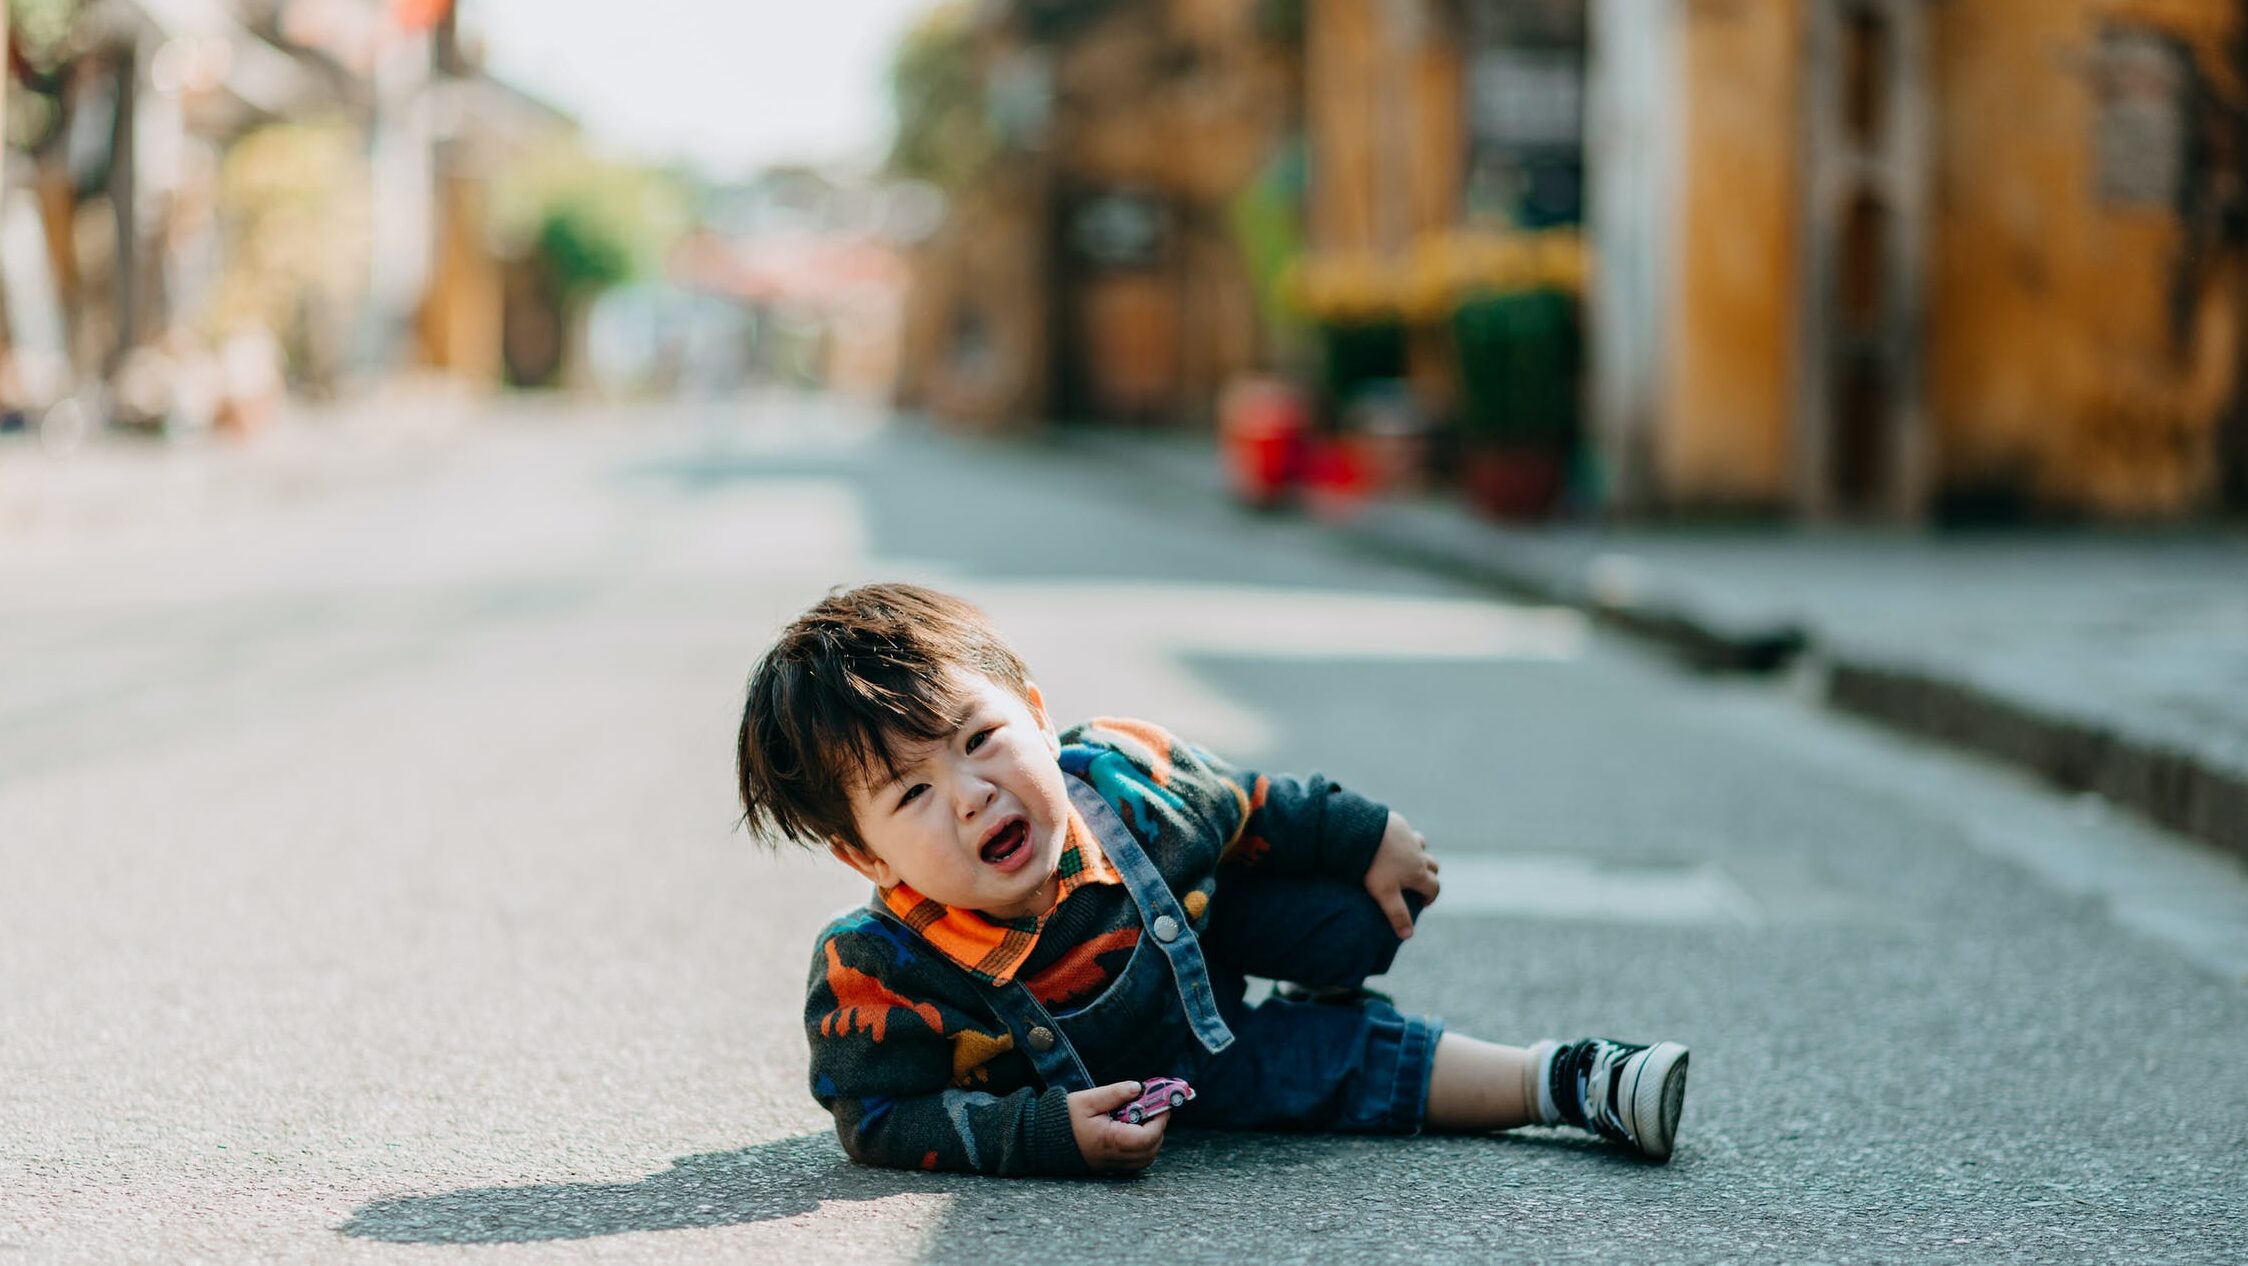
top-left (906, 0), bottom-right (2248, 521)
top-left (0, 0), bottom-right (577, 441)
top-left (1591, 0), bottom-right (2247, 521)
top-left (1293, 0), bottom-right (2248, 521)
top-left (2, 0), bottom-right (338, 434)
top-left (895, 0), bottom-right (1296, 429)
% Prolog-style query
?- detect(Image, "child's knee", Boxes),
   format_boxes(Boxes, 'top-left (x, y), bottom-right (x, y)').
top-left (1205, 874), bottom-right (1414, 988)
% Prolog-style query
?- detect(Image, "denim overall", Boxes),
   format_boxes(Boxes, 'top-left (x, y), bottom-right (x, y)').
top-left (870, 775), bottom-right (1441, 1134)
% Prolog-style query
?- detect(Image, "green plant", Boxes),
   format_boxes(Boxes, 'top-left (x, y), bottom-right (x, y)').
top-left (1452, 288), bottom-right (1579, 442)
top-left (1228, 141), bottom-right (1314, 370)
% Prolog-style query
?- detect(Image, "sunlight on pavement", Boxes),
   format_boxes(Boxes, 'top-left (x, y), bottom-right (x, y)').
top-left (651, 481), bottom-right (870, 581)
top-left (975, 582), bottom-right (1586, 757)
top-left (624, 469), bottom-right (1589, 763)
top-left (1427, 856), bottom-right (1762, 928)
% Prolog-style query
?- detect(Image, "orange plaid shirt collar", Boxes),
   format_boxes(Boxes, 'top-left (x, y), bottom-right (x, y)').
top-left (876, 806), bottom-right (1121, 985)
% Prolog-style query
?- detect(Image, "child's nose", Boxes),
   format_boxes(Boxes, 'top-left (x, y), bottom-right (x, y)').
top-left (954, 775), bottom-right (996, 817)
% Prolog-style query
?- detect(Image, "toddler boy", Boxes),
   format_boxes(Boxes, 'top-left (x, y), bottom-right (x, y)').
top-left (736, 583), bottom-right (1689, 1175)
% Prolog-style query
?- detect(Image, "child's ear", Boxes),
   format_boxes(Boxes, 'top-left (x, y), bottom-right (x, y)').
top-left (829, 838), bottom-right (898, 888)
top-left (1025, 681), bottom-right (1060, 753)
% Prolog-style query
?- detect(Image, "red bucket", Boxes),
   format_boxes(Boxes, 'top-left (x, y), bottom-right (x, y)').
top-left (1218, 378), bottom-right (1310, 508)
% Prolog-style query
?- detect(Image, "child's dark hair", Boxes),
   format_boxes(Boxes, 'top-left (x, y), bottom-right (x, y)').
top-left (736, 582), bottom-right (1032, 853)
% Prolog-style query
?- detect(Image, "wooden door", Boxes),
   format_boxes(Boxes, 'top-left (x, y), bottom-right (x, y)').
top-left (1796, 0), bottom-right (1931, 521)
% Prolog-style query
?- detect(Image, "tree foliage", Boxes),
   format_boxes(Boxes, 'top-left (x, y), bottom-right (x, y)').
top-left (7, 0), bottom-right (85, 74)
top-left (885, 2), bottom-right (992, 189)
top-left (489, 135), bottom-right (688, 300)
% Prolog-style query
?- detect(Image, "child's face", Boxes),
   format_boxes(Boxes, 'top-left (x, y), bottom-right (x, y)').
top-left (833, 672), bottom-right (1072, 921)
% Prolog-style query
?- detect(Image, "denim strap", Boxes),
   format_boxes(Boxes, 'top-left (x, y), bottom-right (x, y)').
top-left (1063, 776), bottom-right (1236, 1057)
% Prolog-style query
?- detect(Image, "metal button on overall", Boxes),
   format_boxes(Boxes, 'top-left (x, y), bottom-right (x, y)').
top-left (1152, 914), bottom-right (1181, 943)
top-left (1027, 1026), bottom-right (1057, 1052)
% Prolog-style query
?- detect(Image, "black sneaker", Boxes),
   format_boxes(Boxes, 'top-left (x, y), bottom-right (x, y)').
top-left (1551, 1037), bottom-right (1689, 1162)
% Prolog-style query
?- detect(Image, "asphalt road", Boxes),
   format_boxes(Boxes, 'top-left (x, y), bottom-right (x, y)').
top-left (4, 396), bottom-right (2245, 1265)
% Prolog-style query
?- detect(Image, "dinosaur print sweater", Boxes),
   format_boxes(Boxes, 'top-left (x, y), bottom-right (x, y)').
top-left (803, 717), bottom-right (1391, 1176)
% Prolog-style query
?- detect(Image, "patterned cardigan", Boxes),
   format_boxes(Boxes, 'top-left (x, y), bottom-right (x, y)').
top-left (802, 717), bottom-right (1391, 1175)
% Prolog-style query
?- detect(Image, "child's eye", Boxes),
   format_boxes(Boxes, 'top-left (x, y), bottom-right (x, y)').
top-left (964, 726), bottom-right (996, 753)
top-left (897, 784), bottom-right (928, 808)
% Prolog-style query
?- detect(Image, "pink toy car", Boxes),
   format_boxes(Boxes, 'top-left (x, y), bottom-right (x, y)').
top-left (1113, 1077), bottom-right (1196, 1124)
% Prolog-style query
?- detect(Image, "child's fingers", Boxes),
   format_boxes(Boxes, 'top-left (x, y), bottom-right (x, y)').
top-left (1108, 1108), bottom-right (1170, 1141)
top-left (1073, 1080), bottom-right (1143, 1116)
top-left (1112, 1116), bottom-right (1170, 1165)
top-left (1089, 1118), bottom-right (1166, 1171)
top-left (1378, 889), bottom-right (1416, 939)
top-left (1413, 866), bottom-right (1442, 904)
top-left (1105, 1109), bottom-right (1169, 1144)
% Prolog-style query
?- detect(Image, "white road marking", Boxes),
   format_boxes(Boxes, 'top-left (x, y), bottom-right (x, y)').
top-left (1423, 855), bottom-right (1763, 927)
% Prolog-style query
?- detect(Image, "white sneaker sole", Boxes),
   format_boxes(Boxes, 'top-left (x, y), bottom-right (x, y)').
top-left (1622, 1041), bottom-right (1689, 1162)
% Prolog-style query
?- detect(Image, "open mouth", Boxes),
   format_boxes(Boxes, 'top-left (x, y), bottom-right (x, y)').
top-left (978, 818), bottom-right (1031, 869)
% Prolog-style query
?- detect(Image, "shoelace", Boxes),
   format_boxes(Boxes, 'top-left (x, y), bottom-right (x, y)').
top-left (1576, 1041), bottom-right (1637, 1144)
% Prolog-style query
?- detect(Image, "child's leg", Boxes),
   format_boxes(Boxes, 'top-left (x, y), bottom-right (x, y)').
top-left (1199, 872), bottom-right (1421, 990)
top-left (1425, 1033), bottom-right (1536, 1130)
top-left (1430, 1031), bottom-right (1692, 1162)
top-left (1183, 983), bottom-right (1441, 1134)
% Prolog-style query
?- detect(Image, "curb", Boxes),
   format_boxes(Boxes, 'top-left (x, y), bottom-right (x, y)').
top-left (1823, 662), bottom-right (2248, 859)
top-left (1339, 506), bottom-right (2248, 864)
top-left (1056, 427), bottom-right (2248, 864)
top-left (1337, 500), bottom-right (1812, 675)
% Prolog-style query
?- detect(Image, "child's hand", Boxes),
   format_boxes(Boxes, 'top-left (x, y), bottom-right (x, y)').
top-left (1068, 1081), bottom-right (1170, 1174)
top-left (1365, 810), bottom-right (1441, 938)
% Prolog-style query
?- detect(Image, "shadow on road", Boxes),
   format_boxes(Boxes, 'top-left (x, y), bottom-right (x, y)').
top-left (339, 1132), bottom-right (920, 1244)
top-left (337, 1125), bottom-right (1642, 1252)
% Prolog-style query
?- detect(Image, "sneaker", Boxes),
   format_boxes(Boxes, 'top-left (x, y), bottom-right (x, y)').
top-left (1551, 1037), bottom-right (1690, 1162)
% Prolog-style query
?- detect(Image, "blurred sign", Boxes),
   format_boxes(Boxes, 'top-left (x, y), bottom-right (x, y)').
top-left (2094, 28), bottom-right (2188, 208)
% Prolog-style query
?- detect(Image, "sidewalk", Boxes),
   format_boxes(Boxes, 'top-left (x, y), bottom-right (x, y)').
top-left (1062, 427), bottom-right (2248, 863)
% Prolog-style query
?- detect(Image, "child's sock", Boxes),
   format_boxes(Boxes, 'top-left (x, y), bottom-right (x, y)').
top-left (1523, 1039), bottom-right (1566, 1126)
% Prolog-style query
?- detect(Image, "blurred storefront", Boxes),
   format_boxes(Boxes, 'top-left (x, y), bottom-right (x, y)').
top-left (1, 0), bottom-right (581, 445)
top-left (894, 0), bottom-right (1293, 430)
top-left (1594, 0), bottom-right (2248, 521)
top-left (905, 0), bottom-right (2248, 522)
top-left (2, 0), bottom-right (336, 438)
top-left (1292, 0), bottom-right (1587, 516)
top-left (1281, 0), bottom-right (2248, 521)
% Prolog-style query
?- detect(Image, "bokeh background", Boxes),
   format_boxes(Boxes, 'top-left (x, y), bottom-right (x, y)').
top-left (4, 0), bottom-right (2245, 524)
top-left (6, 9), bottom-right (2248, 1262)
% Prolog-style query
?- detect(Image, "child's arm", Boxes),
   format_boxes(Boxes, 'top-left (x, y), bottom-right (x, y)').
top-left (1062, 719), bottom-right (1394, 882)
top-left (1062, 719), bottom-right (1440, 937)
top-left (1227, 767), bottom-right (1441, 936)
top-left (1218, 766), bottom-right (1393, 880)
top-left (806, 927), bottom-right (1168, 1175)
